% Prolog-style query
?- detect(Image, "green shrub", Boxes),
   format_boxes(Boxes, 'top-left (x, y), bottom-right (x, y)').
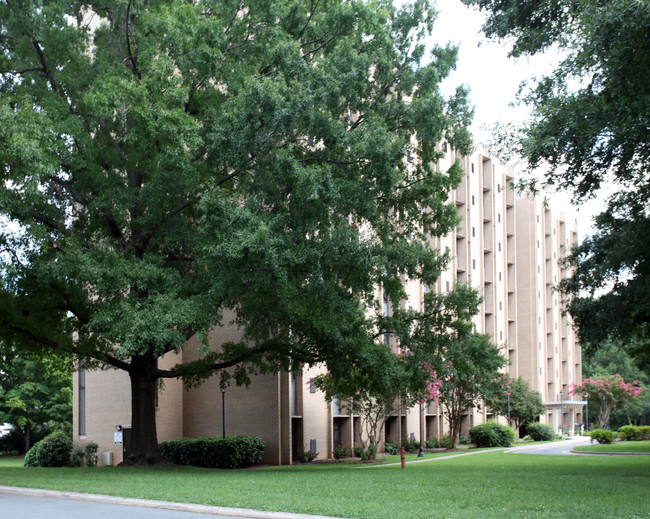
top-left (469, 422), bottom-right (516, 448)
top-left (332, 445), bottom-right (349, 459)
top-left (359, 445), bottom-right (377, 460)
top-left (589, 429), bottom-right (615, 444)
top-left (24, 431), bottom-right (73, 467)
top-left (159, 436), bottom-right (265, 468)
top-left (618, 425), bottom-right (650, 441)
top-left (384, 441), bottom-right (398, 455)
top-left (526, 422), bottom-right (555, 442)
top-left (23, 441), bottom-right (42, 467)
top-left (425, 439), bottom-right (438, 449)
top-left (295, 448), bottom-right (318, 463)
top-left (83, 441), bottom-right (98, 467)
top-left (353, 445), bottom-right (364, 458)
top-left (402, 437), bottom-right (420, 452)
top-left (71, 441), bottom-right (99, 467)
top-left (440, 435), bottom-right (455, 449)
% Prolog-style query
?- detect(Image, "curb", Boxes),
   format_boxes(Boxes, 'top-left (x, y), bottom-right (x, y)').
top-left (0, 486), bottom-right (343, 519)
top-left (569, 449), bottom-right (650, 456)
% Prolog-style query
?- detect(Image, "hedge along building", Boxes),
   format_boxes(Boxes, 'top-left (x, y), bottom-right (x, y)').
top-left (72, 144), bottom-right (583, 465)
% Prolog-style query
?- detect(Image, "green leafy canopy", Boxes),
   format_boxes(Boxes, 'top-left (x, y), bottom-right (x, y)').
top-left (0, 0), bottom-right (472, 462)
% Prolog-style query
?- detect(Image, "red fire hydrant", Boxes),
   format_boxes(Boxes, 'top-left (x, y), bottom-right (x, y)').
top-left (400, 446), bottom-right (406, 469)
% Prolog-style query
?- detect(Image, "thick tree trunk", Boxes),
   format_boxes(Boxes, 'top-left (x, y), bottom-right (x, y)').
top-left (450, 416), bottom-right (461, 449)
top-left (120, 353), bottom-right (166, 465)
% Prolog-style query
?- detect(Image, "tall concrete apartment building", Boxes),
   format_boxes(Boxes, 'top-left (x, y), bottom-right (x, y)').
top-left (73, 147), bottom-right (584, 466)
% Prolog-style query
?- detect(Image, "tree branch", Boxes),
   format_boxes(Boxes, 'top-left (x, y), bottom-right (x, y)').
top-left (296, 0), bottom-right (319, 41)
top-left (32, 41), bottom-right (59, 93)
top-left (25, 209), bottom-right (65, 233)
top-left (0, 67), bottom-right (45, 75)
top-left (48, 282), bottom-right (89, 325)
top-left (93, 351), bottom-right (134, 373)
top-left (156, 343), bottom-right (272, 379)
top-left (302, 30), bottom-right (340, 60)
top-left (0, 316), bottom-right (61, 351)
top-left (224, 2), bottom-right (243, 35)
top-left (125, 0), bottom-right (141, 80)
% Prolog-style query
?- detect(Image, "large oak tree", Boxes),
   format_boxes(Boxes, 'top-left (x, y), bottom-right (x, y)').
top-left (0, 0), bottom-right (472, 464)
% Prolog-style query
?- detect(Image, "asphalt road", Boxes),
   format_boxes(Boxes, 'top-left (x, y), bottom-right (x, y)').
top-left (0, 493), bottom-right (253, 519)
top-left (0, 487), bottom-right (339, 519)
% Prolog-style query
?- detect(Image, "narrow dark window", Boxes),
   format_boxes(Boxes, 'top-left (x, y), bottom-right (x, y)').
top-left (78, 366), bottom-right (86, 437)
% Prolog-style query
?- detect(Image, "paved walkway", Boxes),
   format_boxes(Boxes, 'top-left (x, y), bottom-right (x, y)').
top-left (506, 436), bottom-right (650, 456)
top-left (505, 436), bottom-right (591, 456)
top-left (357, 436), bottom-right (607, 468)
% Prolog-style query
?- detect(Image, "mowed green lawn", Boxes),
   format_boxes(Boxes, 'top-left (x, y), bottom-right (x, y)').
top-left (1, 450), bottom-right (648, 519)
top-left (575, 440), bottom-right (650, 453)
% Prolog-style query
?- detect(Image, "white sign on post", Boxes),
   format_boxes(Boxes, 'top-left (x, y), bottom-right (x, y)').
top-left (114, 431), bottom-right (123, 445)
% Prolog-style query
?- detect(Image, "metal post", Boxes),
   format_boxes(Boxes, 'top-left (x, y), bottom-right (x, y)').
top-left (507, 393), bottom-right (511, 427)
top-left (560, 390), bottom-right (564, 434)
top-left (220, 381), bottom-right (226, 438)
top-left (584, 393), bottom-right (589, 433)
top-left (602, 394), bottom-right (606, 429)
top-left (418, 402), bottom-right (425, 457)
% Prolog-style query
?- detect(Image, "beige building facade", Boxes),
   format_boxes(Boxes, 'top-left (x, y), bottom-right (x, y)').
top-left (73, 147), bottom-right (583, 465)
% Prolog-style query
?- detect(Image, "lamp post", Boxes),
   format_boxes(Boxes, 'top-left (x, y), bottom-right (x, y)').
top-left (507, 392), bottom-right (511, 427)
top-left (560, 389), bottom-right (564, 434)
top-left (602, 394), bottom-right (607, 430)
top-left (418, 402), bottom-right (425, 457)
top-left (584, 392), bottom-right (589, 433)
top-left (220, 381), bottom-right (226, 438)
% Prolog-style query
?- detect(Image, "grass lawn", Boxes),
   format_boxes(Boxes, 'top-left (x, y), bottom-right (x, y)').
top-left (1, 450), bottom-right (649, 519)
top-left (574, 440), bottom-right (650, 453)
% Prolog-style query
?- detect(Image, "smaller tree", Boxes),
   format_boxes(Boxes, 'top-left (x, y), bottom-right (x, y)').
top-left (582, 340), bottom-right (649, 428)
top-left (436, 332), bottom-right (506, 448)
top-left (490, 376), bottom-right (545, 430)
top-left (0, 348), bottom-right (72, 454)
top-left (311, 345), bottom-right (442, 459)
top-left (569, 375), bottom-right (643, 429)
top-left (405, 283), bottom-right (506, 448)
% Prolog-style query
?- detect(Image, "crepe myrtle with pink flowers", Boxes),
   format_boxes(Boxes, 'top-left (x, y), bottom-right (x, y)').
top-left (569, 375), bottom-right (643, 429)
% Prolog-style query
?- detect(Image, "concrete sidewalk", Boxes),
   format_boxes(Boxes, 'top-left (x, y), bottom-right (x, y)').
top-left (505, 435), bottom-right (592, 453)
top-left (357, 436), bottom-right (596, 468)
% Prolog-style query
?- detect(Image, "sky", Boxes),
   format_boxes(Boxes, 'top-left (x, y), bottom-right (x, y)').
top-left (428, 0), bottom-right (606, 238)
top-left (429, 0), bottom-right (546, 142)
